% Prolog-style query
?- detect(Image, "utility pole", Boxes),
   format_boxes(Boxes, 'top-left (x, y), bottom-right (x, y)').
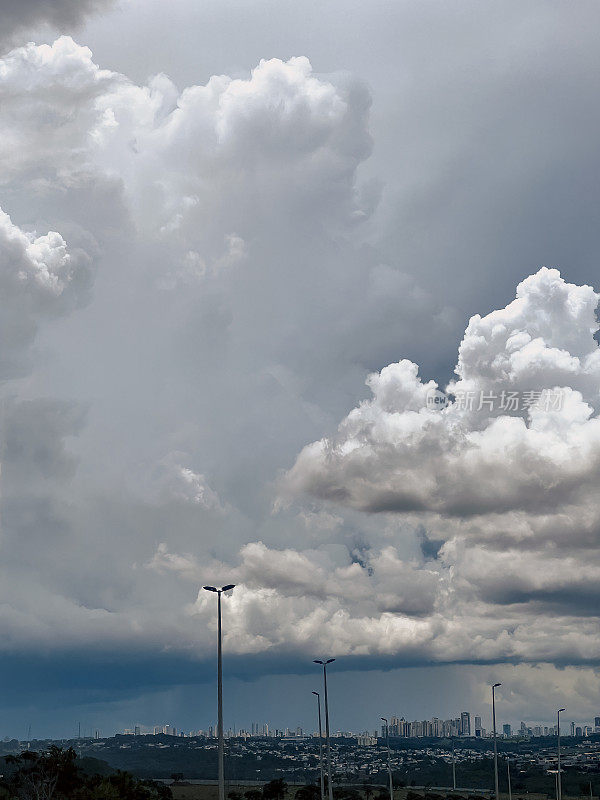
top-left (204, 584), bottom-right (236, 800)
top-left (557, 708), bottom-right (565, 800)
top-left (312, 692), bottom-right (325, 800)
top-left (314, 659), bottom-right (335, 800)
top-left (452, 739), bottom-right (456, 790)
top-left (381, 717), bottom-right (393, 800)
top-left (492, 683), bottom-right (501, 800)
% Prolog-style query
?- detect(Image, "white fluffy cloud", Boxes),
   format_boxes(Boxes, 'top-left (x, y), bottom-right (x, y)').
top-left (285, 268), bottom-right (600, 522)
top-left (0, 206), bottom-right (91, 375)
top-left (270, 267), bottom-right (600, 666)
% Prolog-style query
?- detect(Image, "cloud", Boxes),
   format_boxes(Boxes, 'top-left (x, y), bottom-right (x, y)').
top-left (0, 0), bottom-right (114, 51)
top-left (2, 22), bottom-right (600, 735)
top-left (284, 268), bottom-right (600, 524)
top-left (0, 206), bottom-right (92, 376)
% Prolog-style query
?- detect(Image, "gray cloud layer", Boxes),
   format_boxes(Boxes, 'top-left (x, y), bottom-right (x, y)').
top-left (1, 3), bottom-right (600, 730)
top-left (0, 0), bottom-right (113, 49)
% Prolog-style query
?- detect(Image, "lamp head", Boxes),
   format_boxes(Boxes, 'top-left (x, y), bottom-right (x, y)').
top-left (314, 659), bottom-right (324, 665)
top-left (203, 586), bottom-right (217, 592)
top-left (326, 658), bottom-right (335, 664)
top-left (493, 682), bottom-right (501, 688)
top-left (558, 708), bottom-right (566, 713)
top-left (381, 717), bottom-right (388, 723)
top-left (312, 691), bottom-right (319, 697)
top-left (222, 584), bottom-right (236, 592)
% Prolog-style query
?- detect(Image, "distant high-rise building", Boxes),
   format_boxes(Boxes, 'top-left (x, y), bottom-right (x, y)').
top-left (570, 722), bottom-right (575, 736)
top-left (357, 734), bottom-right (377, 746)
top-left (503, 724), bottom-right (511, 738)
top-left (460, 712), bottom-right (471, 736)
top-left (474, 716), bottom-right (482, 734)
top-left (595, 717), bottom-right (600, 733)
top-left (576, 726), bottom-right (582, 736)
top-left (134, 726), bottom-right (140, 736)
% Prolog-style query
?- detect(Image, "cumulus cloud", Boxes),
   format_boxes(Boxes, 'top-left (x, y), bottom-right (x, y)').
top-left (2, 21), bottom-right (600, 735)
top-left (267, 268), bottom-right (600, 666)
top-left (284, 268), bottom-right (600, 523)
top-left (0, 206), bottom-right (92, 376)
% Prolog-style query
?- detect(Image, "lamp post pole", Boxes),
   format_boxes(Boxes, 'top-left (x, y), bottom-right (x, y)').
top-left (204, 584), bottom-right (236, 800)
top-left (492, 683), bottom-right (501, 800)
top-left (314, 659), bottom-right (335, 800)
top-left (313, 691), bottom-right (325, 800)
top-left (507, 758), bottom-right (512, 800)
top-left (557, 708), bottom-right (566, 800)
top-left (452, 739), bottom-right (456, 790)
top-left (381, 717), bottom-right (393, 800)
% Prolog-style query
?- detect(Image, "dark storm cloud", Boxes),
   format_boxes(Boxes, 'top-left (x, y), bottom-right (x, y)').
top-left (0, 0), bottom-right (113, 49)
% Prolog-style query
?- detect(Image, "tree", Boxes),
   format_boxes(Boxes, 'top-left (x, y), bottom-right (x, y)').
top-left (245, 791), bottom-right (263, 800)
top-left (334, 789), bottom-right (361, 800)
top-left (296, 786), bottom-right (320, 800)
top-left (263, 779), bottom-right (288, 800)
top-left (6, 745), bottom-right (80, 800)
top-left (2, 748), bottom-right (172, 800)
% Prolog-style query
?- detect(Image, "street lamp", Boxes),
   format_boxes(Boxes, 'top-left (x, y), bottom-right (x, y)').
top-left (452, 739), bottom-right (456, 790)
top-left (381, 717), bottom-right (393, 800)
top-left (314, 659), bottom-right (335, 800)
top-left (557, 708), bottom-right (566, 800)
top-left (204, 584), bottom-right (236, 800)
top-left (507, 757), bottom-right (512, 800)
top-left (312, 692), bottom-right (325, 800)
top-left (492, 683), bottom-right (501, 800)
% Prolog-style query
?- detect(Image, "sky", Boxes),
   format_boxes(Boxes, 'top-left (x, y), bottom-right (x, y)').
top-left (0, 0), bottom-right (599, 740)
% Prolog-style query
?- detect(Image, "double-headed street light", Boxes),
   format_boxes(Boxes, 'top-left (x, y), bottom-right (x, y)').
top-left (204, 584), bottom-right (236, 800)
top-left (557, 708), bottom-right (566, 800)
top-left (312, 691), bottom-right (325, 800)
top-left (492, 683), bottom-right (501, 800)
top-left (381, 717), bottom-right (393, 800)
top-left (314, 659), bottom-right (335, 800)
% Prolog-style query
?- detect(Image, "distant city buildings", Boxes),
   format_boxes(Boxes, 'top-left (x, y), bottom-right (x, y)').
top-left (357, 734), bottom-right (377, 746)
top-left (120, 711), bottom-right (600, 741)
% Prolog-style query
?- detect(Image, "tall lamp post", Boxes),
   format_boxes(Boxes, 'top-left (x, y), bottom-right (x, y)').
top-left (507, 758), bottom-right (512, 800)
top-left (492, 683), bottom-right (501, 800)
top-left (381, 717), bottom-right (394, 800)
top-left (557, 708), bottom-right (566, 800)
top-left (312, 691), bottom-right (325, 800)
top-left (452, 739), bottom-right (456, 790)
top-left (314, 659), bottom-right (335, 800)
top-left (204, 584), bottom-right (236, 800)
